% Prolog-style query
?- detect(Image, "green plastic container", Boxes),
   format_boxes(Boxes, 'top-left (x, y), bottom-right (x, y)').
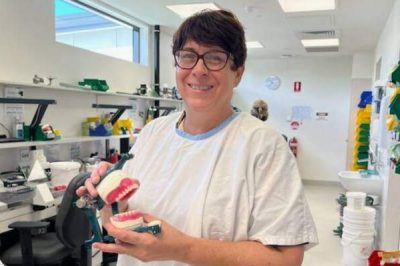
top-left (358, 130), bottom-right (370, 137)
top-left (78, 79), bottom-right (109, 92)
top-left (357, 152), bottom-right (368, 160)
top-left (23, 125), bottom-right (50, 141)
top-left (359, 124), bottom-right (370, 130)
top-left (358, 146), bottom-right (369, 152)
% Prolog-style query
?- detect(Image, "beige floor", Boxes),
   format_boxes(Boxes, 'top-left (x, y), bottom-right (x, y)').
top-left (303, 183), bottom-right (345, 266)
top-left (94, 183), bottom-right (345, 266)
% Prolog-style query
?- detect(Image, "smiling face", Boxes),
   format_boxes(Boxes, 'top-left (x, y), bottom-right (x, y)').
top-left (175, 40), bottom-right (244, 115)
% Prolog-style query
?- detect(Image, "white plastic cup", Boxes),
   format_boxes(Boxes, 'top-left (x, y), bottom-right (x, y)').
top-left (50, 162), bottom-right (80, 186)
top-left (342, 237), bottom-right (373, 266)
top-left (342, 228), bottom-right (375, 240)
top-left (341, 234), bottom-right (374, 266)
top-left (343, 220), bottom-right (375, 231)
top-left (343, 206), bottom-right (376, 220)
top-left (346, 192), bottom-right (367, 210)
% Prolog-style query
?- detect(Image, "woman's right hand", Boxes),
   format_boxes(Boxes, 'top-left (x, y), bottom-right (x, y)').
top-left (76, 161), bottom-right (112, 198)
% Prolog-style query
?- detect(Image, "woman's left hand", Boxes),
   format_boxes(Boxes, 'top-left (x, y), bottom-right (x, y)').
top-left (94, 214), bottom-right (193, 263)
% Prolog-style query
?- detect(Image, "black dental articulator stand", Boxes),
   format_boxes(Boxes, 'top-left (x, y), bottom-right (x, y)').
top-left (75, 154), bottom-right (161, 250)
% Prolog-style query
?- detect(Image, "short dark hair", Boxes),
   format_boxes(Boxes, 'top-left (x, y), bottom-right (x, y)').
top-left (172, 9), bottom-right (247, 70)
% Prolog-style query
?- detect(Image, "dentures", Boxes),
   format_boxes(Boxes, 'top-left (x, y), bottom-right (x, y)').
top-left (111, 210), bottom-right (144, 230)
top-left (96, 170), bottom-right (140, 204)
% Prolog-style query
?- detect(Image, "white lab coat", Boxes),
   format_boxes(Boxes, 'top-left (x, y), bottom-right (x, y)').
top-left (118, 112), bottom-right (318, 266)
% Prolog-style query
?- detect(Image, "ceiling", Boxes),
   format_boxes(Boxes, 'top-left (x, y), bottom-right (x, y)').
top-left (97, 0), bottom-right (395, 59)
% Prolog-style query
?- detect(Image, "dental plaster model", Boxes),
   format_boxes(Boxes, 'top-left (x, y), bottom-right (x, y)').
top-left (96, 170), bottom-right (140, 205)
top-left (109, 211), bottom-right (162, 234)
top-left (76, 154), bottom-right (161, 249)
top-left (110, 210), bottom-right (144, 230)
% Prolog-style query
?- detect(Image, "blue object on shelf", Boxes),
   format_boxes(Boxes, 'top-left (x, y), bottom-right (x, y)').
top-left (89, 124), bottom-right (112, 136)
top-left (358, 91), bottom-right (373, 108)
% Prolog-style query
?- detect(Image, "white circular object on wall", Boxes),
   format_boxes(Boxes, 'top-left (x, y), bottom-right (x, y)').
top-left (264, 76), bottom-right (281, 90)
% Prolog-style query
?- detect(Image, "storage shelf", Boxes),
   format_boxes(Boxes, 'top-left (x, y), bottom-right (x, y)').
top-left (0, 80), bottom-right (183, 103)
top-left (0, 134), bottom-right (138, 150)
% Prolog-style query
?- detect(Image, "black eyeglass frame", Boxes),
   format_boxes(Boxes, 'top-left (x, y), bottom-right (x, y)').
top-left (174, 49), bottom-right (233, 71)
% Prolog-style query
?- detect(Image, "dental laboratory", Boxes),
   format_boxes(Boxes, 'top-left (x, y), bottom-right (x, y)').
top-left (0, 1), bottom-right (399, 266)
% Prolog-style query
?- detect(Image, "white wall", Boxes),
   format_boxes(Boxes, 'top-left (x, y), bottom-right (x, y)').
top-left (233, 57), bottom-right (353, 182)
top-left (352, 53), bottom-right (374, 79)
top-left (372, 0), bottom-right (400, 250)
top-left (374, 0), bottom-right (400, 82)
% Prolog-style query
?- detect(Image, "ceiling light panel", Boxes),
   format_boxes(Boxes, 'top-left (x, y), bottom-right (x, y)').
top-left (246, 41), bottom-right (264, 48)
top-left (301, 38), bottom-right (339, 47)
top-left (278, 0), bottom-right (335, 13)
top-left (166, 3), bottom-right (220, 18)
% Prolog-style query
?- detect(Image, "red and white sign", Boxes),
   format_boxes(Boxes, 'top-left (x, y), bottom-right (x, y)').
top-left (316, 112), bottom-right (329, 120)
top-left (290, 120), bottom-right (300, 130)
top-left (294, 81), bottom-right (301, 92)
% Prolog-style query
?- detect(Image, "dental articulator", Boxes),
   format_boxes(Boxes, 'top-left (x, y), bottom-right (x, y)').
top-left (75, 154), bottom-right (161, 248)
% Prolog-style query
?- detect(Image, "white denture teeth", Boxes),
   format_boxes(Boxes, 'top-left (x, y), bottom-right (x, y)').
top-left (111, 210), bottom-right (144, 230)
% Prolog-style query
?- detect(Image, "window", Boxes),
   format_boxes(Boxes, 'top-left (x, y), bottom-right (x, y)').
top-left (55, 0), bottom-right (140, 63)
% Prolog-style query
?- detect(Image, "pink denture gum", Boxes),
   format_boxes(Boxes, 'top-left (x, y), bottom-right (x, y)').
top-left (111, 210), bottom-right (144, 230)
top-left (96, 170), bottom-right (140, 204)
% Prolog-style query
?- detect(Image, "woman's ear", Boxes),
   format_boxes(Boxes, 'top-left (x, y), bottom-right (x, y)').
top-left (234, 65), bottom-right (245, 87)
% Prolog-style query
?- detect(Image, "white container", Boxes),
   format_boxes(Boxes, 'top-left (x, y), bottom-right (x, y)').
top-left (346, 192), bottom-right (367, 210)
top-left (344, 206), bottom-right (376, 220)
top-left (50, 162), bottom-right (80, 186)
top-left (343, 215), bottom-right (375, 225)
top-left (343, 220), bottom-right (375, 231)
top-left (342, 235), bottom-right (374, 266)
top-left (342, 228), bottom-right (375, 240)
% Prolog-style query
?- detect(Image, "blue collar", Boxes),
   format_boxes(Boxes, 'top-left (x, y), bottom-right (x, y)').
top-left (175, 112), bottom-right (239, 141)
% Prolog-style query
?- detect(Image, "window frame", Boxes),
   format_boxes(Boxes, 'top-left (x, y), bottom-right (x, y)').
top-left (55, 0), bottom-right (141, 64)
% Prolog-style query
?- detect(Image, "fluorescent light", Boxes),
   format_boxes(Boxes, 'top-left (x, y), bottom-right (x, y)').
top-left (246, 41), bottom-right (264, 48)
top-left (166, 3), bottom-right (220, 18)
top-left (278, 0), bottom-right (335, 13)
top-left (301, 38), bottom-right (339, 47)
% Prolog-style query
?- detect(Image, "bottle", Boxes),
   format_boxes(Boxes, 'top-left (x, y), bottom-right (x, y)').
top-left (109, 149), bottom-right (119, 164)
top-left (13, 116), bottom-right (24, 139)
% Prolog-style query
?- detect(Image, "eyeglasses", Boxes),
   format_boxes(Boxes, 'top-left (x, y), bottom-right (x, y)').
top-left (174, 49), bottom-right (232, 71)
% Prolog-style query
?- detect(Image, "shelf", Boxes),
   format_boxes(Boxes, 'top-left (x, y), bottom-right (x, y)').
top-left (0, 134), bottom-right (138, 150)
top-left (0, 98), bottom-right (56, 105)
top-left (128, 95), bottom-right (183, 103)
top-left (0, 80), bottom-right (183, 103)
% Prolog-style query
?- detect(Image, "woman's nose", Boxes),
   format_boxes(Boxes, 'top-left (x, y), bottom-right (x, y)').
top-left (191, 58), bottom-right (209, 76)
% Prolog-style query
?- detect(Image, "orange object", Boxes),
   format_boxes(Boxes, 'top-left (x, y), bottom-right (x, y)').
top-left (369, 250), bottom-right (400, 265)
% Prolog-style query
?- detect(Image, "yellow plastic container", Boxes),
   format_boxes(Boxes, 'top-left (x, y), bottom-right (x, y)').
top-left (112, 118), bottom-right (133, 135)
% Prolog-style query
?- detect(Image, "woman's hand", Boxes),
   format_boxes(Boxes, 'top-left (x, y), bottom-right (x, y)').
top-left (93, 214), bottom-right (193, 263)
top-left (76, 161), bottom-right (112, 198)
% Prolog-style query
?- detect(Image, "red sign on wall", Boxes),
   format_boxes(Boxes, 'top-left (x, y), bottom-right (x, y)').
top-left (294, 81), bottom-right (302, 92)
top-left (290, 120), bottom-right (300, 130)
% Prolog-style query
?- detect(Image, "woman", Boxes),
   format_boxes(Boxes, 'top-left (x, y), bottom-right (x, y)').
top-left (77, 9), bottom-right (318, 266)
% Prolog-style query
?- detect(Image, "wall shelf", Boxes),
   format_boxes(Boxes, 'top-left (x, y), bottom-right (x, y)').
top-left (0, 134), bottom-right (137, 150)
top-left (0, 80), bottom-right (183, 103)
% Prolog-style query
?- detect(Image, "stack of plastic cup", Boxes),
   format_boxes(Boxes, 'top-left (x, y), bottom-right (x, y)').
top-left (342, 192), bottom-right (376, 266)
